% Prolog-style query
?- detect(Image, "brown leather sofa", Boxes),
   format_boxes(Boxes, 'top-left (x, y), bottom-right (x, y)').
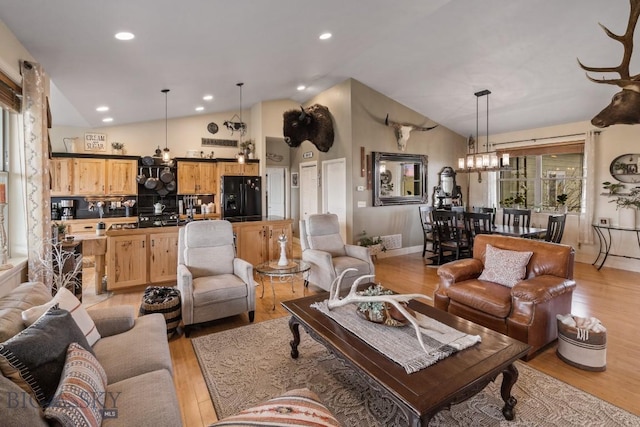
top-left (435, 234), bottom-right (576, 359)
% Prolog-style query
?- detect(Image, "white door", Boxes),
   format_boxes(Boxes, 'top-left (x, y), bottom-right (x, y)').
top-left (266, 167), bottom-right (286, 218)
top-left (300, 161), bottom-right (318, 221)
top-left (322, 158), bottom-right (347, 241)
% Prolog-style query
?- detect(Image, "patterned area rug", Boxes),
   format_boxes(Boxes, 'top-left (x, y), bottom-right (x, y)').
top-left (192, 317), bottom-right (639, 426)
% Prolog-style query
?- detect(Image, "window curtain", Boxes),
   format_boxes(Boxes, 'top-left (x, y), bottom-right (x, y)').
top-left (21, 61), bottom-right (52, 288)
top-left (578, 130), bottom-right (597, 245)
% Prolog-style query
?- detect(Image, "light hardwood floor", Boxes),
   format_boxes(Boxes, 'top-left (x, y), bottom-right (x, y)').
top-left (86, 251), bottom-right (640, 426)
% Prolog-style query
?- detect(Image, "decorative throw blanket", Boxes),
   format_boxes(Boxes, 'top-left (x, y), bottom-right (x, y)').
top-left (311, 300), bottom-right (481, 373)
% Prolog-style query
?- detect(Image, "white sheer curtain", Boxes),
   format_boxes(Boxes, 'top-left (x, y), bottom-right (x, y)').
top-left (578, 130), bottom-right (597, 245)
top-left (21, 61), bottom-right (51, 287)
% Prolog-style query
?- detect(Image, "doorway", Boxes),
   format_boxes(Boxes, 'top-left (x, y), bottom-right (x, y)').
top-left (266, 167), bottom-right (286, 218)
top-left (322, 158), bottom-right (347, 241)
top-left (300, 161), bottom-right (318, 221)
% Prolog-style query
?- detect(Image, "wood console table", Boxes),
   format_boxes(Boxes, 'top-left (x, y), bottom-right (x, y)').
top-left (592, 224), bottom-right (640, 270)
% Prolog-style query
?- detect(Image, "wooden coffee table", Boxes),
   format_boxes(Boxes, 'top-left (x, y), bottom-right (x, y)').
top-left (282, 289), bottom-right (531, 426)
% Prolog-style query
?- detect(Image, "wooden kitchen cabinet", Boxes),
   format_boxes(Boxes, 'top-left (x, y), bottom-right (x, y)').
top-left (73, 158), bottom-right (106, 195)
top-left (218, 160), bottom-right (259, 176)
top-left (149, 232), bottom-right (179, 283)
top-left (232, 219), bottom-right (292, 266)
top-left (177, 160), bottom-right (217, 194)
top-left (234, 223), bottom-right (268, 266)
top-left (50, 158), bottom-right (74, 196)
top-left (106, 227), bottom-right (179, 290)
top-left (69, 157), bottom-right (137, 196)
top-left (107, 234), bottom-right (147, 289)
top-left (106, 158), bottom-right (137, 195)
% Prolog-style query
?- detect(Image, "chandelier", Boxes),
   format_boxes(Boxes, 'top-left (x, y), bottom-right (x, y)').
top-left (457, 90), bottom-right (509, 180)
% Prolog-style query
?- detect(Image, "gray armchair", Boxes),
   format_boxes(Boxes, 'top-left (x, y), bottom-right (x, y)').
top-left (177, 220), bottom-right (255, 336)
top-left (300, 213), bottom-right (375, 292)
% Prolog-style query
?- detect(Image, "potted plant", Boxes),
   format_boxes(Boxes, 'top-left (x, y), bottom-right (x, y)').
top-left (52, 222), bottom-right (67, 243)
top-left (556, 193), bottom-right (568, 212)
top-left (111, 142), bottom-right (124, 155)
top-left (357, 230), bottom-right (386, 256)
top-left (611, 187), bottom-right (640, 228)
top-left (602, 181), bottom-right (625, 195)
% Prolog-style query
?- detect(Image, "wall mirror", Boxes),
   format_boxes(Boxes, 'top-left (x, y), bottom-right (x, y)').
top-left (433, 166), bottom-right (462, 208)
top-left (372, 152), bottom-right (428, 206)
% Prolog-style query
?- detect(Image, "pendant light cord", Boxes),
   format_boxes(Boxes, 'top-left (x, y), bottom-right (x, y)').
top-left (162, 89), bottom-right (169, 150)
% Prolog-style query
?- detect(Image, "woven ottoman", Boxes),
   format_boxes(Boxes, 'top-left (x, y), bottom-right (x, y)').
top-left (556, 315), bottom-right (607, 371)
top-left (139, 286), bottom-right (182, 338)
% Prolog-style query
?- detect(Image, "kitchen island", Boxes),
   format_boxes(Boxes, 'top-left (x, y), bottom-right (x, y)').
top-left (105, 217), bottom-right (292, 291)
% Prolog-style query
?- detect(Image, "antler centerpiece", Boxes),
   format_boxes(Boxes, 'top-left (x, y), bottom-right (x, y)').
top-left (326, 269), bottom-right (433, 354)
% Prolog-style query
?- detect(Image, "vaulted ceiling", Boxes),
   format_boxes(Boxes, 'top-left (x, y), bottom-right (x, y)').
top-left (0, 0), bottom-right (636, 137)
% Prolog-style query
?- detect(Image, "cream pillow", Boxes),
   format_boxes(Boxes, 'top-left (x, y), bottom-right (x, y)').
top-left (22, 288), bottom-right (101, 346)
top-left (478, 244), bottom-right (533, 288)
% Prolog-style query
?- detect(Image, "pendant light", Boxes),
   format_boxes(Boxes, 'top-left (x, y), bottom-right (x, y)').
top-left (456, 89), bottom-right (509, 179)
top-left (235, 82), bottom-right (246, 164)
top-left (161, 89), bottom-right (171, 162)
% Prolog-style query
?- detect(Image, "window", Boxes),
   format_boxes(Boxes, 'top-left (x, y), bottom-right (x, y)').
top-left (498, 143), bottom-right (584, 213)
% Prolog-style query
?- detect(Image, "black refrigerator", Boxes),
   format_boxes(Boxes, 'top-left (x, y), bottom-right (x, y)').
top-left (221, 176), bottom-right (262, 221)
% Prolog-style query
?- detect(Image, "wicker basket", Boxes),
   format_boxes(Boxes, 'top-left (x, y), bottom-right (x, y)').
top-left (139, 286), bottom-right (181, 338)
top-left (557, 318), bottom-right (606, 371)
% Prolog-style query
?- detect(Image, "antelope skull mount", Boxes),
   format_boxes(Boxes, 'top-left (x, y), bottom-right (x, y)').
top-left (385, 114), bottom-right (437, 151)
top-left (578, 0), bottom-right (640, 127)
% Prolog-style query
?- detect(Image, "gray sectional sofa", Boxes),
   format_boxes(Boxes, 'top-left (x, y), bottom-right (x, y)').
top-left (0, 282), bottom-right (182, 426)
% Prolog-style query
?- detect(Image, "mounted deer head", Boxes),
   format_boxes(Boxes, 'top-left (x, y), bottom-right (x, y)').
top-left (579, 0), bottom-right (640, 127)
top-left (385, 114), bottom-right (437, 151)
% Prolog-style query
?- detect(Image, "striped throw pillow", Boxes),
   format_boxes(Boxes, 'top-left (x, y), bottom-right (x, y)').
top-left (211, 388), bottom-right (341, 427)
top-left (44, 342), bottom-right (108, 427)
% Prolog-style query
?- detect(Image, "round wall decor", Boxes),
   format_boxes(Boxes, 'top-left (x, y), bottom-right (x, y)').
top-left (610, 153), bottom-right (640, 183)
top-left (207, 122), bottom-right (219, 134)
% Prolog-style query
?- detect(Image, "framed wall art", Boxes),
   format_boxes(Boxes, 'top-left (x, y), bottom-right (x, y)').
top-left (291, 172), bottom-right (299, 188)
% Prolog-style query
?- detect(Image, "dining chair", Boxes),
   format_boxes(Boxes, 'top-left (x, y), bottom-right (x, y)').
top-left (543, 214), bottom-right (566, 243)
top-left (432, 210), bottom-right (470, 264)
top-left (418, 206), bottom-right (437, 256)
top-left (463, 211), bottom-right (493, 246)
top-left (502, 208), bottom-right (531, 227)
top-left (473, 206), bottom-right (496, 227)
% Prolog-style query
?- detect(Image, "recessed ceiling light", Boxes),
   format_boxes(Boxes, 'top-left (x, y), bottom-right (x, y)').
top-left (203, 95), bottom-right (214, 101)
top-left (115, 32), bottom-right (135, 41)
top-left (297, 85), bottom-right (306, 91)
top-left (102, 117), bottom-right (114, 123)
top-left (96, 106), bottom-right (109, 112)
top-left (195, 106), bottom-right (205, 112)
top-left (319, 32), bottom-right (332, 40)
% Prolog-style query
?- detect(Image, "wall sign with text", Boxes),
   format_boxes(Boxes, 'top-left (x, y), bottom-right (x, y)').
top-left (302, 151), bottom-right (313, 159)
top-left (84, 133), bottom-right (107, 152)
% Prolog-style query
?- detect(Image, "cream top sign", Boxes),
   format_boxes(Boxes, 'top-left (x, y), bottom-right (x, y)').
top-left (84, 133), bottom-right (107, 152)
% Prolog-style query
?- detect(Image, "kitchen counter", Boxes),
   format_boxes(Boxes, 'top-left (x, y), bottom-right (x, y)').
top-left (105, 217), bottom-right (293, 290)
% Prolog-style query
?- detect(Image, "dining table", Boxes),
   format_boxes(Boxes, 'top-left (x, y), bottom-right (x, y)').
top-left (491, 224), bottom-right (547, 238)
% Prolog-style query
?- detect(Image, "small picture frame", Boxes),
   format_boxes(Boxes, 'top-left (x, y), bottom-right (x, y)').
top-left (291, 172), bottom-right (299, 188)
top-left (598, 217), bottom-right (611, 226)
top-left (627, 163), bottom-right (638, 174)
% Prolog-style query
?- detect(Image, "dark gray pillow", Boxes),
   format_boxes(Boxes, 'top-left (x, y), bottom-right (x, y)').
top-left (0, 306), bottom-right (93, 408)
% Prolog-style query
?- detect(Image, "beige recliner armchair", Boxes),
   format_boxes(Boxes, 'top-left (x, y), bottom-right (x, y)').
top-left (177, 220), bottom-right (255, 336)
top-left (300, 213), bottom-right (375, 292)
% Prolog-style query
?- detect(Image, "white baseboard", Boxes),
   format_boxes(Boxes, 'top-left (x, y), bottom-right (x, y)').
top-left (376, 245), bottom-right (422, 259)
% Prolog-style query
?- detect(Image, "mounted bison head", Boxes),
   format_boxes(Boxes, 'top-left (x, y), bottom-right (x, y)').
top-left (283, 104), bottom-right (335, 152)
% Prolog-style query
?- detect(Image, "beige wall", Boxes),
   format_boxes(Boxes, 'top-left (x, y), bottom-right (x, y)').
top-left (0, 19), bottom-right (32, 82)
top-left (350, 79), bottom-right (466, 248)
top-left (472, 120), bottom-right (640, 272)
top-left (50, 107), bottom-right (254, 160)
